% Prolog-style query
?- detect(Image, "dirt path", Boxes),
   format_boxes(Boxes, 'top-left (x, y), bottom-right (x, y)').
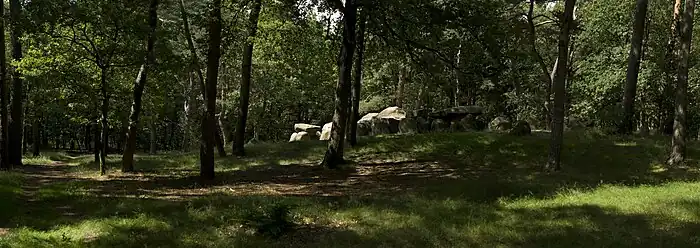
top-left (11, 158), bottom-right (474, 203)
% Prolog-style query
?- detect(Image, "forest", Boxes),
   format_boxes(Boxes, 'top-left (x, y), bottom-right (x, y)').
top-left (0, 0), bottom-right (699, 247)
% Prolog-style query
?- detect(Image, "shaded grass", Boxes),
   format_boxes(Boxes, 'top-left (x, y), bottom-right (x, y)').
top-left (1, 131), bottom-right (700, 247)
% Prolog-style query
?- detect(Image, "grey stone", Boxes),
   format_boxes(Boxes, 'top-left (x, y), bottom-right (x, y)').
top-left (489, 117), bottom-right (511, 132)
top-left (320, 122), bottom-right (333, 141)
top-left (431, 119), bottom-right (450, 132)
top-left (509, 121), bottom-right (531, 136)
top-left (294, 123), bottom-right (321, 133)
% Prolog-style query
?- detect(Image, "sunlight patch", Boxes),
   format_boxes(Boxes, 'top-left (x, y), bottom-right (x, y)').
top-left (614, 141), bottom-right (637, 147)
top-left (649, 163), bottom-right (667, 173)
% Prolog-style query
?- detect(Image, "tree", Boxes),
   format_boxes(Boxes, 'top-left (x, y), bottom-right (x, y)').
top-left (179, 0), bottom-right (226, 157)
top-left (668, 0), bottom-right (695, 165)
top-left (0, 0), bottom-right (8, 170)
top-left (9, 0), bottom-right (24, 166)
top-left (348, 8), bottom-right (367, 147)
top-left (620, 0), bottom-right (649, 135)
top-left (661, 0), bottom-right (684, 135)
top-left (546, 0), bottom-right (576, 172)
top-left (200, 0), bottom-right (223, 180)
top-left (526, 0), bottom-right (554, 130)
top-left (320, 0), bottom-right (357, 169)
top-left (122, 0), bottom-right (159, 172)
top-left (233, 0), bottom-right (263, 156)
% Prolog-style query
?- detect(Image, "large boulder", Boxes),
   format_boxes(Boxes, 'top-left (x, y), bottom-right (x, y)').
top-left (429, 106), bottom-right (484, 121)
top-left (376, 106), bottom-right (407, 120)
top-left (509, 121), bottom-right (531, 136)
top-left (372, 107), bottom-right (406, 135)
top-left (416, 116), bottom-right (431, 133)
top-left (450, 121), bottom-right (462, 132)
top-left (431, 119), bottom-right (450, 132)
top-left (320, 122), bottom-right (333, 141)
top-left (294, 123), bottom-right (321, 133)
top-left (288, 132), bottom-right (298, 142)
top-left (288, 131), bottom-right (312, 142)
top-left (357, 113), bottom-right (378, 136)
top-left (359, 113), bottom-right (379, 122)
top-left (371, 118), bottom-right (397, 135)
top-left (459, 115), bottom-right (483, 131)
top-left (489, 117), bottom-right (511, 132)
top-left (399, 117), bottom-right (418, 134)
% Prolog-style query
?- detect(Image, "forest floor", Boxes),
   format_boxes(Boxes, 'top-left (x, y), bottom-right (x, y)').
top-left (1, 130), bottom-right (700, 247)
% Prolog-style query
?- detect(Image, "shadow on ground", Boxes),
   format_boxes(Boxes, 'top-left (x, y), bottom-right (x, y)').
top-left (2, 131), bottom-right (700, 247)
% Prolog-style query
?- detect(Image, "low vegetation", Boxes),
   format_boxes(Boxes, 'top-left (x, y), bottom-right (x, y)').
top-left (1, 131), bottom-right (699, 247)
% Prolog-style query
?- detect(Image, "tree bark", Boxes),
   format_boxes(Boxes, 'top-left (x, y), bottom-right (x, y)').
top-left (179, 0), bottom-right (226, 156)
top-left (233, 0), bottom-right (262, 156)
top-left (99, 67), bottom-right (109, 175)
top-left (527, 0), bottom-right (554, 130)
top-left (93, 122), bottom-right (99, 163)
top-left (546, 0), bottom-right (576, 172)
top-left (0, 0), bottom-right (8, 170)
top-left (179, 0), bottom-right (206, 94)
top-left (8, 0), bottom-right (23, 166)
top-left (454, 42), bottom-right (463, 107)
top-left (662, 0), bottom-right (684, 136)
top-left (182, 72), bottom-right (193, 151)
top-left (200, 0), bottom-right (222, 180)
top-left (214, 120), bottom-right (226, 156)
top-left (668, 0), bottom-right (695, 165)
top-left (122, 0), bottom-right (159, 172)
top-left (348, 8), bottom-right (367, 147)
top-left (320, 0), bottom-right (357, 169)
top-left (620, 0), bottom-right (649, 135)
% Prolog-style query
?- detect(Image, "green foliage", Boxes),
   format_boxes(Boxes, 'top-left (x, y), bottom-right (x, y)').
top-left (242, 203), bottom-right (297, 238)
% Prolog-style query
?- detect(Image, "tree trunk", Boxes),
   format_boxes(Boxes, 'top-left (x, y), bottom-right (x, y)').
top-left (214, 120), bottom-right (226, 156)
top-left (32, 119), bottom-right (40, 157)
top-left (454, 41), bottom-right (465, 107)
top-left (528, 0), bottom-right (554, 130)
top-left (668, 0), bottom-right (695, 165)
top-left (219, 115), bottom-right (231, 147)
top-left (662, 0), bottom-right (684, 136)
top-left (179, 0), bottom-right (225, 157)
top-left (200, 0), bottom-right (222, 181)
top-left (93, 122), bottom-right (99, 163)
top-left (149, 120), bottom-right (156, 155)
top-left (320, 0), bottom-right (357, 169)
top-left (179, 0), bottom-right (205, 94)
top-left (0, 0), bottom-right (8, 170)
top-left (182, 72), bottom-right (193, 151)
top-left (620, 0), bottom-right (649, 135)
top-left (8, 0), bottom-right (23, 166)
top-left (348, 8), bottom-right (367, 147)
top-left (546, 0), bottom-right (576, 172)
top-left (123, 0), bottom-right (158, 172)
top-left (99, 67), bottom-right (109, 175)
top-left (233, 0), bottom-right (262, 156)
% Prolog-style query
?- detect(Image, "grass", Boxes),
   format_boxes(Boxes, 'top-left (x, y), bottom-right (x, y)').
top-left (1, 130), bottom-right (699, 247)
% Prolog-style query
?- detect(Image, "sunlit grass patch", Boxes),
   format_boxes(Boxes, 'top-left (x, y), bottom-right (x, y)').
top-left (5, 130), bottom-right (700, 247)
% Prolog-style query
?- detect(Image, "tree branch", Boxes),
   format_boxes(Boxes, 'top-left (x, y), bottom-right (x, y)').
top-left (327, 0), bottom-right (345, 13)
